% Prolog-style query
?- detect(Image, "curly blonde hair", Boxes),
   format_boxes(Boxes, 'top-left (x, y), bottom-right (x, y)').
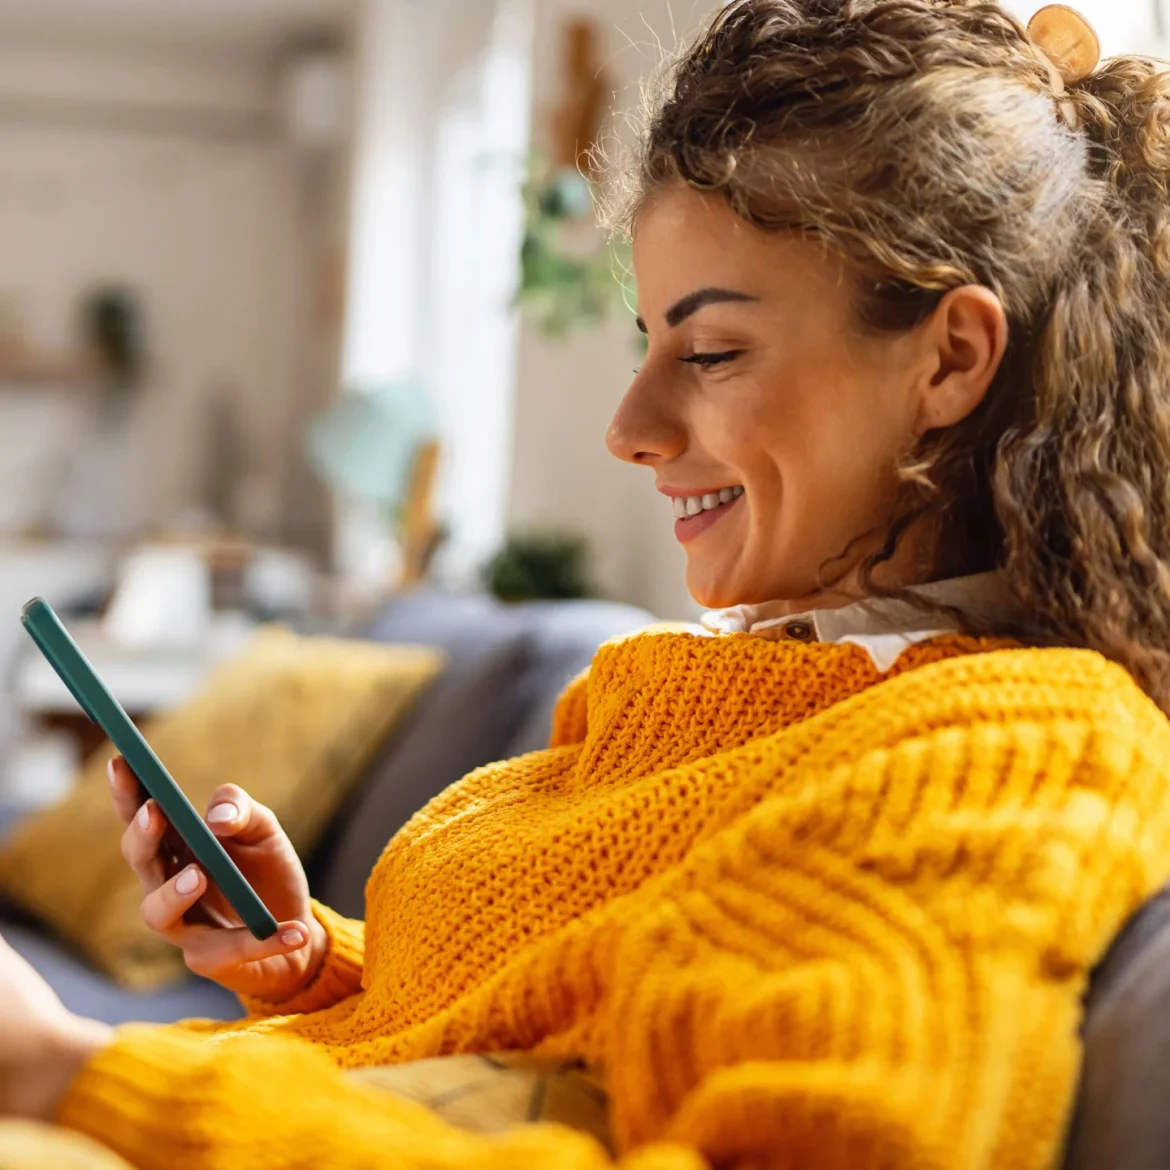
top-left (612, 0), bottom-right (1170, 711)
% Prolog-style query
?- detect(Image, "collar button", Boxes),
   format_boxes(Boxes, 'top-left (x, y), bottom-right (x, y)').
top-left (784, 620), bottom-right (814, 642)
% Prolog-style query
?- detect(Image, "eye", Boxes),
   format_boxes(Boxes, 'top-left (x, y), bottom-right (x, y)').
top-left (681, 350), bottom-right (743, 369)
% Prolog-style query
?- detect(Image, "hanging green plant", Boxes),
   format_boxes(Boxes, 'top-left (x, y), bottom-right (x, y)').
top-left (516, 159), bottom-right (636, 340)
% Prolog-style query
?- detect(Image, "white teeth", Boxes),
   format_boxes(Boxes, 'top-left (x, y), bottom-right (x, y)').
top-left (672, 486), bottom-right (745, 520)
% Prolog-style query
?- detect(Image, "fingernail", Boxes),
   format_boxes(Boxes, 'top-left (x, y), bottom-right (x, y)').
top-left (136, 802), bottom-right (151, 829)
top-left (206, 802), bottom-right (238, 825)
top-left (175, 866), bottom-right (200, 895)
top-left (107, 759), bottom-right (116, 786)
top-left (280, 927), bottom-right (305, 947)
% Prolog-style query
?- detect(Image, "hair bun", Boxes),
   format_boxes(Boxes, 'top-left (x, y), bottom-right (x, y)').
top-left (1027, 4), bottom-right (1101, 84)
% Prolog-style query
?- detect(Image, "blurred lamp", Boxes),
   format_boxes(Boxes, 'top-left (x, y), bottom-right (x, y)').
top-left (305, 383), bottom-right (442, 585)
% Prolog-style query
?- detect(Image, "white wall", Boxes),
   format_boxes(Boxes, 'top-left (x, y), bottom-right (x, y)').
top-left (0, 44), bottom-right (308, 538)
top-left (1001, 0), bottom-right (1165, 56)
top-left (0, 43), bottom-right (276, 113)
top-left (507, 0), bottom-right (714, 620)
top-left (337, 0), bottom-right (533, 588)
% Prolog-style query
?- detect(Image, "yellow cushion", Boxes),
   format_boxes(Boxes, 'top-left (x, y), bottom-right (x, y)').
top-left (0, 627), bottom-right (442, 989)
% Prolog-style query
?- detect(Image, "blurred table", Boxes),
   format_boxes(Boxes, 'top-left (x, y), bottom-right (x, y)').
top-left (13, 611), bottom-right (256, 759)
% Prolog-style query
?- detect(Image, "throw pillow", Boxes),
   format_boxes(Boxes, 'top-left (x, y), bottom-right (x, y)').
top-left (0, 627), bottom-right (442, 990)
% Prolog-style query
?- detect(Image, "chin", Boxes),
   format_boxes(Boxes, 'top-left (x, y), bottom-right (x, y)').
top-left (685, 565), bottom-right (753, 611)
top-left (686, 558), bottom-right (816, 612)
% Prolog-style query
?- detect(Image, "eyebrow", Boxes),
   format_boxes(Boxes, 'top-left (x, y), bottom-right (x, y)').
top-left (635, 286), bottom-right (759, 333)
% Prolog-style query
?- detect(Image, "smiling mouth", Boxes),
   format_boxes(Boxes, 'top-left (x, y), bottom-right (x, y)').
top-left (671, 486), bottom-right (744, 544)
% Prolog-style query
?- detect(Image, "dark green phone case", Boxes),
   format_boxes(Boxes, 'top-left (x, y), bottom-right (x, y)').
top-left (21, 597), bottom-right (278, 940)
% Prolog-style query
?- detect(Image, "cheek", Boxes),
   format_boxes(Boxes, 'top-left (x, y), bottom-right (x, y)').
top-left (787, 396), bottom-right (909, 530)
top-left (737, 367), bottom-right (909, 533)
top-left (690, 395), bottom-right (791, 503)
top-left (714, 369), bottom-right (837, 498)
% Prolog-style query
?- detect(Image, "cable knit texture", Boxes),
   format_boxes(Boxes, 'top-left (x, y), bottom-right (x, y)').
top-left (56, 629), bottom-right (1170, 1169)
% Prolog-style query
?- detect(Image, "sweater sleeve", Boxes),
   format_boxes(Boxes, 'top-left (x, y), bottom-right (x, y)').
top-left (240, 900), bottom-right (365, 1018)
top-left (56, 1026), bottom-right (702, 1170)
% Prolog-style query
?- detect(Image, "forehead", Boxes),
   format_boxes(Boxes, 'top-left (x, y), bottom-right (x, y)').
top-left (632, 185), bottom-right (849, 311)
top-left (633, 187), bottom-right (758, 265)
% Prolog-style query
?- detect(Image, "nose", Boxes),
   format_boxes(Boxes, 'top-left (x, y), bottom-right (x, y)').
top-left (606, 369), bottom-right (687, 467)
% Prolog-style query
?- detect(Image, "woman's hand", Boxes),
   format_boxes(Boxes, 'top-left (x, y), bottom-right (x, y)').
top-left (108, 757), bottom-right (328, 1003)
top-left (0, 931), bottom-right (110, 1121)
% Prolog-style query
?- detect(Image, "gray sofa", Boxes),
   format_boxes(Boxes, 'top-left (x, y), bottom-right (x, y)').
top-left (0, 588), bottom-right (1166, 1168)
top-left (0, 589), bottom-right (655, 1024)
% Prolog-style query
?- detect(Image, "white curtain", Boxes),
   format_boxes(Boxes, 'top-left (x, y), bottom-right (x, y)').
top-left (336, 0), bottom-right (534, 589)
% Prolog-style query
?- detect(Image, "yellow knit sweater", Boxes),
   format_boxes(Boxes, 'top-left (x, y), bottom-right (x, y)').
top-left (56, 630), bottom-right (1170, 1170)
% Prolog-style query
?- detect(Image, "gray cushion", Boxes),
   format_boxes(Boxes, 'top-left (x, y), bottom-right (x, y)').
top-left (358, 589), bottom-right (521, 672)
top-left (1063, 885), bottom-right (1170, 1170)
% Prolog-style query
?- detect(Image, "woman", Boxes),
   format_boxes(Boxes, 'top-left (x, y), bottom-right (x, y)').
top-left (3, 1), bottom-right (1170, 1166)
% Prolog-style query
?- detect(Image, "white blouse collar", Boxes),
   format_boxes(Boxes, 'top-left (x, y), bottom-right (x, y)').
top-left (700, 571), bottom-right (1017, 672)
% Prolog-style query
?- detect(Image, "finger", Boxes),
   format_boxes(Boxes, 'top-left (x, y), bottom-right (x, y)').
top-left (181, 919), bottom-right (313, 980)
top-left (107, 756), bottom-right (143, 825)
top-left (120, 799), bottom-right (168, 891)
top-left (204, 785), bottom-right (283, 846)
top-left (140, 864), bottom-right (207, 933)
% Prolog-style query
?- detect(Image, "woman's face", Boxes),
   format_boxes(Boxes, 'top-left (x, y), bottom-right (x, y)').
top-left (607, 185), bottom-right (1000, 611)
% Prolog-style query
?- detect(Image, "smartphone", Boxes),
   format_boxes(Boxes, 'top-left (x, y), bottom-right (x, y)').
top-left (21, 597), bottom-right (278, 940)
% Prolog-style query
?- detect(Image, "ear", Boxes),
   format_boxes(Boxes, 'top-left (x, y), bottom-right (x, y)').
top-left (913, 285), bottom-right (1007, 434)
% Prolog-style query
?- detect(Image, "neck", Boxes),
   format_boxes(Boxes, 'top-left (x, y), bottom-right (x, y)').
top-left (764, 530), bottom-right (939, 617)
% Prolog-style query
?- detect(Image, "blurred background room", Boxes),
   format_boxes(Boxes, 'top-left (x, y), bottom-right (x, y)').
top-left (0, 0), bottom-right (713, 809)
top-left (0, 0), bottom-right (1164, 1022)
